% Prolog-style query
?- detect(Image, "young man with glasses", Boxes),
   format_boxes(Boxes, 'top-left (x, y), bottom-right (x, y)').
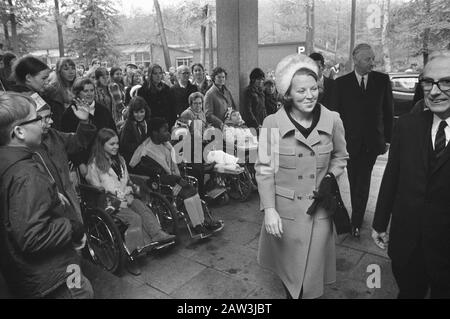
top-left (34, 95), bottom-right (97, 225)
top-left (0, 93), bottom-right (93, 299)
top-left (372, 52), bottom-right (450, 298)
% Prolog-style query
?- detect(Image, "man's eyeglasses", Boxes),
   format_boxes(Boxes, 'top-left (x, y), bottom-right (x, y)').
top-left (419, 78), bottom-right (450, 92)
top-left (15, 115), bottom-right (43, 127)
top-left (15, 113), bottom-right (52, 127)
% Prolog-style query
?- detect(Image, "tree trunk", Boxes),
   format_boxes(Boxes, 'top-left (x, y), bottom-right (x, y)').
top-left (348, 0), bottom-right (357, 71)
top-left (54, 0), bottom-right (64, 57)
top-left (7, 0), bottom-right (18, 54)
top-left (3, 22), bottom-right (10, 50)
top-left (153, 0), bottom-right (171, 70)
top-left (423, 0), bottom-right (431, 66)
top-left (208, 21), bottom-right (214, 74)
top-left (200, 25), bottom-right (206, 67)
top-left (381, 0), bottom-right (391, 72)
top-left (311, 0), bottom-right (315, 52)
top-left (334, 0), bottom-right (340, 61)
top-left (305, 0), bottom-right (312, 55)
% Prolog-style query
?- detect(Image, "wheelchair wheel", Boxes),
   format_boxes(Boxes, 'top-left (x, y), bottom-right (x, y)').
top-left (146, 191), bottom-right (179, 238)
top-left (84, 208), bottom-right (125, 274)
top-left (227, 171), bottom-right (253, 202)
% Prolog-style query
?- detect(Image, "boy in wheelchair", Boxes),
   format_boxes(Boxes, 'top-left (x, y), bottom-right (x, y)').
top-left (129, 117), bottom-right (223, 238)
top-left (86, 128), bottom-right (175, 275)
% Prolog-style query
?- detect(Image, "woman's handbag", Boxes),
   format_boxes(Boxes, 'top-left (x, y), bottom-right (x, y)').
top-left (306, 173), bottom-right (351, 235)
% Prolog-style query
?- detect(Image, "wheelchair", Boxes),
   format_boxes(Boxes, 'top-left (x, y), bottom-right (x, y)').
top-left (129, 167), bottom-right (225, 240)
top-left (172, 125), bottom-right (255, 203)
top-left (75, 173), bottom-right (177, 275)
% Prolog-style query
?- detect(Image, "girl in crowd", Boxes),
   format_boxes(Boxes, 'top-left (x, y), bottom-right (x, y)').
top-left (242, 67), bottom-right (266, 130)
top-left (137, 64), bottom-right (175, 127)
top-left (204, 66), bottom-right (237, 129)
top-left (94, 67), bottom-right (114, 119)
top-left (43, 58), bottom-right (77, 130)
top-left (191, 63), bottom-right (210, 95)
top-left (264, 79), bottom-right (284, 116)
top-left (256, 54), bottom-right (348, 299)
top-left (10, 55), bottom-right (50, 95)
top-left (8, 56), bottom-right (66, 128)
top-left (119, 96), bottom-right (151, 164)
top-left (87, 128), bottom-right (175, 275)
top-left (109, 67), bottom-right (126, 124)
top-left (124, 69), bottom-right (143, 106)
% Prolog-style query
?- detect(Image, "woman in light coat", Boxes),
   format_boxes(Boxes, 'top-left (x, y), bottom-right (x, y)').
top-left (256, 54), bottom-right (348, 299)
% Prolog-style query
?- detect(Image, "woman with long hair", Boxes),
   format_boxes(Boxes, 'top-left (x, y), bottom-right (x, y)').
top-left (86, 128), bottom-right (175, 275)
top-left (137, 64), bottom-right (175, 127)
top-left (42, 58), bottom-right (77, 130)
top-left (119, 96), bottom-right (151, 164)
top-left (191, 63), bottom-right (210, 95)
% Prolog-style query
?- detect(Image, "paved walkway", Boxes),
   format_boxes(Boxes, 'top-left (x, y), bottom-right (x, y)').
top-left (0, 156), bottom-right (398, 299)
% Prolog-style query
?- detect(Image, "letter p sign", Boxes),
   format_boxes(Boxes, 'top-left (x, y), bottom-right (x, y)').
top-left (366, 264), bottom-right (381, 289)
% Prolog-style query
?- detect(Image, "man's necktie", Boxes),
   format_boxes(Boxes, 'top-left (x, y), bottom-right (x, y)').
top-left (435, 120), bottom-right (448, 157)
top-left (360, 76), bottom-right (366, 91)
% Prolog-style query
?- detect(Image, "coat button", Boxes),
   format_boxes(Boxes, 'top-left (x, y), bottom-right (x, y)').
top-left (298, 153), bottom-right (303, 157)
top-left (310, 151), bottom-right (315, 156)
top-left (310, 174), bottom-right (315, 179)
top-left (298, 175), bottom-right (303, 180)
top-left (297, 196), bottom-right (303, 200)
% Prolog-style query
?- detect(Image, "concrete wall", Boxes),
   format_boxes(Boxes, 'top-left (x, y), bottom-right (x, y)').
top-left (216, 0), bottom-right (258, 108)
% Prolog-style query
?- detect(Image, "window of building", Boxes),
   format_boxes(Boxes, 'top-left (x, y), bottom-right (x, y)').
top-left (176, 57), bottom-right (193, 67)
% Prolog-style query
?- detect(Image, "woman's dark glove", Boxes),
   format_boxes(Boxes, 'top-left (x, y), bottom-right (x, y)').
top-left (317, 173), bottom-right (337, 213)
top-left (70, 219), bottom-right (85, 244)
top-left (307, 173), bottom-right (337, 215)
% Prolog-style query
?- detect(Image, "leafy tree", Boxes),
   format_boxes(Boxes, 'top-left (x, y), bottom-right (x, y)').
top-left (65, 0), bottom-right (121, 65)
top-left (0, 0), bottom-right (46, 54)
top-left (390, 0), bottom-right (450, 65)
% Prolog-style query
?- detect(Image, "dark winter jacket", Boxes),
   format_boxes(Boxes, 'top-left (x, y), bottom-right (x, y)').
top-left (169, 82), bottom-right (198, 116)
top-left (119, 119), bottom-right (150, 165)
top-left (137, 81), bottom-right (176, 127)
top-left (0, 146), bottom-right (80, 298)
top-left (242, 84), bottom-right (266, 129)
top-left (38, 123), bottom-right (97, 222)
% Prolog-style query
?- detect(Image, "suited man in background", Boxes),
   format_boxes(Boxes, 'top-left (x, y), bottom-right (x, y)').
top-left (309, 52), bottom-right (336, 110)
top-left (372, 52), bottom-right (450, 298)
top-left (333, 43), bottom-right (393, 237)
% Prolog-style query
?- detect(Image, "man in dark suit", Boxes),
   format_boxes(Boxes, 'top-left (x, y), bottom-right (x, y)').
top-left (309, 52), bottom-right (336, 110)
top-left (372, 52), bottom-right (450, 298)
top-left (333, 43), bottom-right (393, 237)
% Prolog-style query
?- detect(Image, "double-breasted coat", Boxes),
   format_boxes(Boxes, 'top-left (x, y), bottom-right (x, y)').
top-left (256, 105), bottom-right (348, 299)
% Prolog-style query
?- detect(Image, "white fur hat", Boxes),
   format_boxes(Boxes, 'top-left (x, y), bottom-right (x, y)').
top-left (275, 54), bottom-right (319, 96)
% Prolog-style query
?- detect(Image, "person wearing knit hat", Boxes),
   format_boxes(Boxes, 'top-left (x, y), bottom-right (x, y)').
top-left (256, 53), bottom-right (349, 299)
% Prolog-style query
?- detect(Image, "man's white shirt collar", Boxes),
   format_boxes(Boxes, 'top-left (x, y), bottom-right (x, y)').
top-left (355, 71), bottom-right (368, 88)
top-left (431, 114), bottom-right (450, 148)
